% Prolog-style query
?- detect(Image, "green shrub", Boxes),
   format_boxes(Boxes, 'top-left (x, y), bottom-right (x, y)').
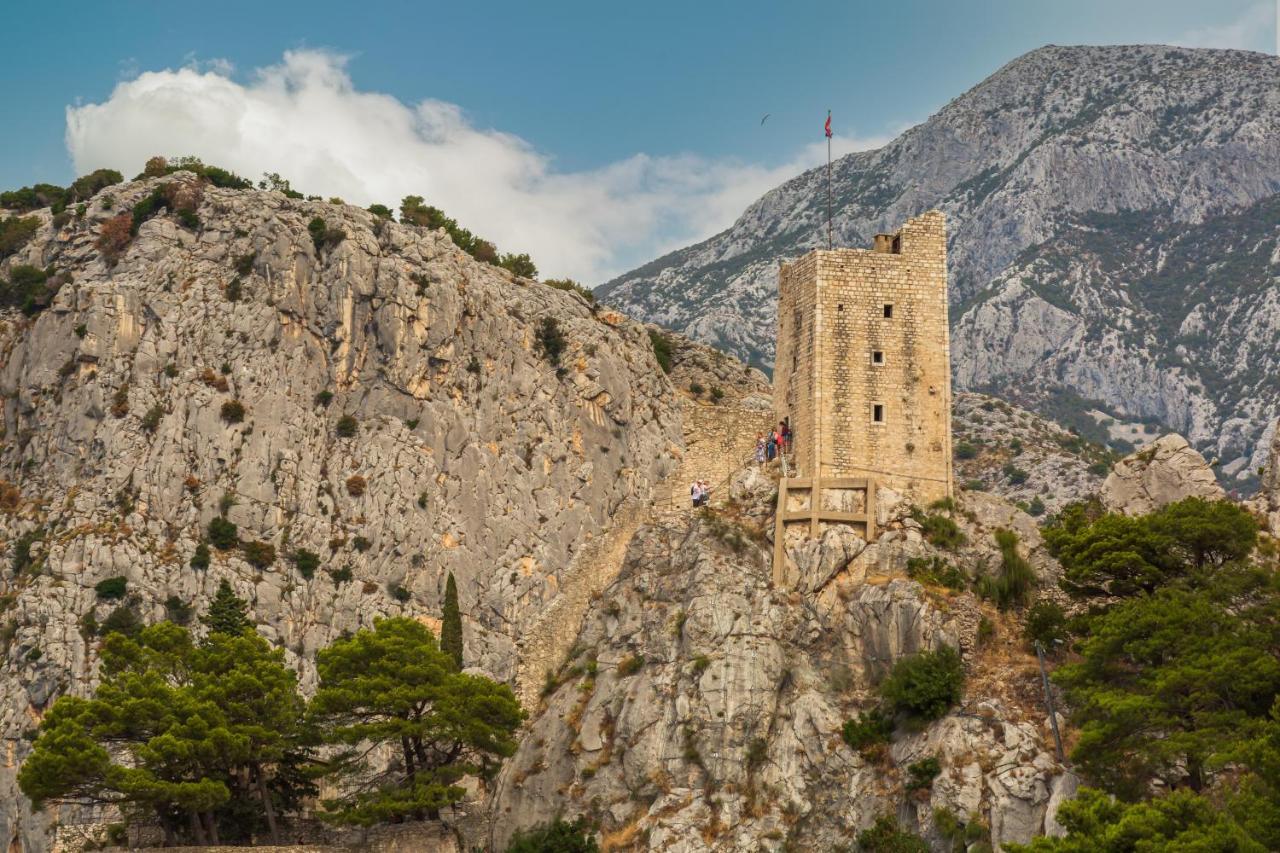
top-left (954, 442), bottom-right (978, 460)
top-left (648, 329), bottom-right (674, 373)
top-left (241, 540), bottom-right (276, 569)
top-left (99, 603), bottom-right (142, 639)
top-left (208, 517), bottom-right (238, 550)
top-left (709, 386), bottom-right (725, 403)
top-left (308, 217), bottom-right (345, 252)
top-left (0, 215), bottom-right (40, 261)
top-left (544, 278), bottom-right (596, 303)
top-left (335, 414), bottom-right (358, 437)
top-left (906, 556), bottom-right (967, 591)
top-left (536, 317), bottom-right (567, 365)
top-left (0, 265), bottom-right (54, 315)
top-left (233, 252), bottom-right (256, 275)
top-left (977, 616), bottom-right (995, 646)
top-left (617, 654), bottom-right (644, 676)
top-left (367, 203), bottom-right (393, 220)
top-left (164, 595), bottom-right (193, 625)
top-left (329, 565), bottom-right (353, 584)
top-left (293, 548), bottom-right (320, 579)
top-left (1027, 496), bottom-right (1046, 517)
top-left (499, 252), bottom-right (537, 278)
top-left (1003, 463), bottom-right (1029, 485)
top-left (352, 536), bottom-right (372, 553)
top-left (857, 815), bottom-right (930, 852)
top-left (388, 583), bottom-right (411, 603)
top-left (505, 817), bottom-right (598, 853)
top-left (689, 382), bottom-right (704, 396)
top-left (189, 542), bottom-right (211, 570)
top-left (140, 404), bottom-right (164, 433)
top-left (94, 576), bottom-right (128, 600)
top-left (314, 390), bottom-right (334, 407)
top-left (842, 708), bottom-right (894, 753)
top-left (220, 400), bottom-right (246, 423)
top-left (74, 323), bottom-right (88, 338)
top-left (977, 529), bottom-right (1035, 610)
top-left (880, 646), bottom-right (964, 721)
top-left (905, 756), bottom-right (941, 791)
top-left (912, 508), bottom-right (966, 550)
top-left (1024, 599), bottom-right (1068, 649)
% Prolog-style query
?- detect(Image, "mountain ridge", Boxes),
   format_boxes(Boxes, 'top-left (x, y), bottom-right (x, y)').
top-left (599, 44), bottom-right (1280, 475)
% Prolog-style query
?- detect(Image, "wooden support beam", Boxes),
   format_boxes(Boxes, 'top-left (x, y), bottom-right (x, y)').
top-left (773, 478), bottom-right (789, 586)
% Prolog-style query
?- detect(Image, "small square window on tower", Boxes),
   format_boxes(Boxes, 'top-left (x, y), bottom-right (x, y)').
top-left (872, 403), bottom-right (885, 423)
top-left (882, 304), bottom-right (894, 319)
top-left (871, 350), bottom-right (885, 365)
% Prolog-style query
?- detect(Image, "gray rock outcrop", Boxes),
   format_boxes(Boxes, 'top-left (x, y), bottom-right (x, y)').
top-left (1101, 433), bottom-right (1225, 515)
top-left (492, 486), bottom-right (1071, 851)
top-left (0, 175), bottom-right (684, 848)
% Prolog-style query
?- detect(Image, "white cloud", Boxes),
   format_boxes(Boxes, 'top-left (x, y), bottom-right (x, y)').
top-left (1172, 1), bottom-right (1274, 53)
top-left (65, 50), bottom-right (890, 283)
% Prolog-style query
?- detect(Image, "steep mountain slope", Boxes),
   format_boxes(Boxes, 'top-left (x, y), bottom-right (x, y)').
top-left (953, 195), bottom-right (1280, 482)
top-left (600, 44), bottom-right (1280, 476)
top-left (0, 175), bottom-right (682, 848)
top-left (492, 471), bottom-right (1075, 851)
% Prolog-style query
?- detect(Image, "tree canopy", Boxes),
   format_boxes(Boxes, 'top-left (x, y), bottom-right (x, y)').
top-left (308, 617), bottom-right (524, 825)
top-left (1032, 495), bottom-right (1280, 849)
top-left (18, 622), bottom-right (312, 845)
top-left (1045, 497), bottom-right (1257, 597)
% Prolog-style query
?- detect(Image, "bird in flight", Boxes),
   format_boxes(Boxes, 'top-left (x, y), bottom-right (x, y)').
top-left (760, 113), bottom-right (770, 125)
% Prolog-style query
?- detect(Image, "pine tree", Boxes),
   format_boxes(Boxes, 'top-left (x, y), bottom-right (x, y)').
top-left (308, 617), bottom-right (523, 825)
top-left (440, 573), bottom-right (463, 670)
top-left (202, 579), bottom-right (252, 636)
top-left (18, 622), bottom-right (312, 846)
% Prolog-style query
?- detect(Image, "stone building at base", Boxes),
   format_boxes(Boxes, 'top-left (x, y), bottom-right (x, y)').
top-left (772, 211), bottom-right (953, 567)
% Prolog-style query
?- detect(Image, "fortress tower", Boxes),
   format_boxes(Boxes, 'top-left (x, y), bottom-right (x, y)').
top-left (772, 211), bottom-right (952, 569)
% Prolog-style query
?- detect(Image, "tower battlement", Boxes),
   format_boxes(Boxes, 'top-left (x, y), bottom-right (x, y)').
top-left (773, 211), bottom-right (953, 507)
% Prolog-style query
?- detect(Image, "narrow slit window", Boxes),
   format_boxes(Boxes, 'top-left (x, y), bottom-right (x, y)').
top-left (872, 350), bottom-right (885, 365)
top-left (872, 404), bottom-right (885, 423)
top-left (882, 304), bottom-right (894, 319)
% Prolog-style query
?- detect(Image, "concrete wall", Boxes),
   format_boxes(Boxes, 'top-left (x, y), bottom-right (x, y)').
top-left (775, 211), bottom-right (953, 505)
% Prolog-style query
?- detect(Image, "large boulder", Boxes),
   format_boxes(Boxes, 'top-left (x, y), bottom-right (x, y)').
top-left (1258, 419), bottom-right (1280, 536)
top-left (1101, 434), bottom-right (1225, 516)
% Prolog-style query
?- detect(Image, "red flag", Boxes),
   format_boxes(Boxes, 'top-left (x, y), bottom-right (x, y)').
top-left (824, 111), bottom-right (832, 139)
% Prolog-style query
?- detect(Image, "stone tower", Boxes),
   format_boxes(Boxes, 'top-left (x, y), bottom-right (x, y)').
top-left (773, 211), bottom-right (953, 513)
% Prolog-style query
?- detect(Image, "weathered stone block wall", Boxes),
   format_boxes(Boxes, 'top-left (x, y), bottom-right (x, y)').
top-left (662, 400), bottom-right (776, 508)
top-left (775, 211), bottom-right (953, 504)
top-left (775, 252), bottom-right (820, 479)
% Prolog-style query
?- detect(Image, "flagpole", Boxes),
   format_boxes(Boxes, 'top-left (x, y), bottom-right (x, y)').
top-left (826, 111), bottom-right (833, 250)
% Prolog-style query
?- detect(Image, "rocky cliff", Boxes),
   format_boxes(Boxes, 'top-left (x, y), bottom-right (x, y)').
top-left (491, 473), bottom-right (1075, 851)
top-left (0, 174), bottom-right (683, 848)
top-left (599, 45), bottom-right (1280, 482)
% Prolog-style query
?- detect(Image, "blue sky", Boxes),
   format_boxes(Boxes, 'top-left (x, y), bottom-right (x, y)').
top-left (2, 0), bottom-right (1274, 281)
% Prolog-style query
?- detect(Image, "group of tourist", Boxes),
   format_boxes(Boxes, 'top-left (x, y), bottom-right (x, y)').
top-left (686, 419), bottom-right (794, 510)
top-left (755, 419), bottom-right (793, 465)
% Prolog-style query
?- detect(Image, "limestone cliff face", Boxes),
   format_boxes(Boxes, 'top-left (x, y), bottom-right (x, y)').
top-left (600, 45), bottom-right (1280, 479)
top-left (0, 175), bottom-right (683, 847)
top-left (493, 477), bottom-right (1075, 851)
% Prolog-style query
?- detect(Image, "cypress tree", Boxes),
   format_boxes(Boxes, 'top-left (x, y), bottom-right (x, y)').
top-left (440, 573), bottom-right (463, 670)
top-left (202, 579), bottom-right (252, 636)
